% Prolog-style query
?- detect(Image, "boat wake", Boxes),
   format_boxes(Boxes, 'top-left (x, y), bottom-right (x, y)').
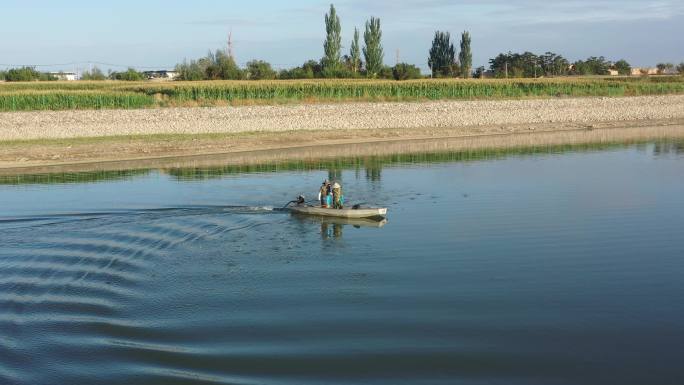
top-left (0, 205), bottom-right (283, 385)
top-left (0, 205), bottom-right (282, 230)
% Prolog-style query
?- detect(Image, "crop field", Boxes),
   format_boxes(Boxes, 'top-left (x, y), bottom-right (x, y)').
top-left (1, 76), bottom-right (683, 111)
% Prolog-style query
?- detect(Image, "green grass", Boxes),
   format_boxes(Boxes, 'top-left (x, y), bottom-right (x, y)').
top-left (1, 77), bottom-right (683, 112)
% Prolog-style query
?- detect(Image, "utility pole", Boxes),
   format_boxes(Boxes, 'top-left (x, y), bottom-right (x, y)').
top-left (227, 29), bottom-right (234, 59)
top-left (505, 62), bottom-right (508, 78)
top-left (396, 49), bottom-right (400, 65)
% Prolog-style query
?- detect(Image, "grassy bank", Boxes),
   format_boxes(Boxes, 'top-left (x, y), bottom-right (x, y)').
top-left (1, 77), bottom-right (683, 111)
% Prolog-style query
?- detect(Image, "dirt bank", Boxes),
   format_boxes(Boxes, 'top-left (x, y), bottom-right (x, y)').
top-left (1, 95), bottom-right (684, 172)
top-left (1, 119), bottom-right (683, 174)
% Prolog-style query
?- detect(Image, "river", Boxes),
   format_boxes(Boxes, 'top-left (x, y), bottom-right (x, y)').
top-left (1, 141), bottom-right (683, 385)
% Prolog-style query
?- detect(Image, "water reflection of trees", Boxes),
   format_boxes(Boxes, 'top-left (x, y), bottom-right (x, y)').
top-left (5, 140), bottom-right (683, 186)
top-left (653, 141), bottom-right (684, 155)
top-left (365, 164), bottom-right (382, 182)
top-left (0, 169), bottom-right (150, 186)
top-left (163, 142), bottom-right (638, 182)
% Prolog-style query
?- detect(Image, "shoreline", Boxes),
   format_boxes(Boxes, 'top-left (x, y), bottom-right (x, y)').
top-left (1, 120), bottom-right (683, 175)
top-left (2, 95), bottom-right (684, 173)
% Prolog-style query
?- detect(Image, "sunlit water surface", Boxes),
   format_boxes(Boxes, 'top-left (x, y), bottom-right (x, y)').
top-left (1, 142), bottom-right (683, 385)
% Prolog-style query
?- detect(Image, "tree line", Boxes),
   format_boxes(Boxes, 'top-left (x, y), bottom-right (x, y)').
top-left (0, 66), bottom-right (147, 82)
top-left (175, 4), bottom-right (422, 81)
top-left (486, 53), bottom-right (633, 78)
top-left (2, 3), bottom-right (684, 82)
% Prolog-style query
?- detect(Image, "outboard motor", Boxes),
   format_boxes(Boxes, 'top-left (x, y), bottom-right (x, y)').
top-left (282, 195), bottom-right (306, 209)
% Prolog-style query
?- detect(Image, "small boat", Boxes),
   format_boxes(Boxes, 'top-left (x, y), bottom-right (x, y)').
top-left (289, 205), bottom-right (388, 220)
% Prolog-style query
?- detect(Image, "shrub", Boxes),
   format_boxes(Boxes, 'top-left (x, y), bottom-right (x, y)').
top-left (392, 63), bottom-right (422, 81)
top-left (613, 59), bottom-right (631, 76)
top-left (4, 67), bottom-right (55, 82)
top-left (246, 60), bottom-right (276, 80)
top-left (176, 59), bottom-right (207, 81)
top-left (278, 67), bottom-right (315, 80)
top-left (175, 50), bottom-right (244, 81)
top-left (80, 66), bottom-right (107, 81)
top-left (110, 68), bottom-right (145, 81)
top-left (207, 51), bottom-right (243, 80)
top-left (278, 60), bottom-right (324, 79)
top-left (378, 66), bottom-right (394, 80)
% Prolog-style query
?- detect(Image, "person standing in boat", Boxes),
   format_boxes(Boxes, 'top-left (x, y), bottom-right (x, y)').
top-left (318, 180), bottom-right (331, 208)
top-left (332, 182), bottom-right (344, 209)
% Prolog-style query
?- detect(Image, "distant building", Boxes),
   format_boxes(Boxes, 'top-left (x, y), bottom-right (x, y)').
top-left (660, 67), bottom-right (679, 75)
top-left (630, 68), bottom-right (658, 76)
top-left (143, 70), bottom-right (179, 81)
top-left (50, 72), bottom-right (77, 81)
top-left (607, 69), bottom-right (619, 76)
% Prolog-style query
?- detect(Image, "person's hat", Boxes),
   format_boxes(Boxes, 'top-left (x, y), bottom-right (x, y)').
top-left (324, 179), bottom-right (330, 184)
top-left (333, 182), bottom-right (341, 188)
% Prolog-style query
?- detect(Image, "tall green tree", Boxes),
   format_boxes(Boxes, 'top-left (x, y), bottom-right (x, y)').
top-left (428, 31), bottom-right (455, 77)
top-left (458, 31), bottom-right (472, 78)
top-left (363, 17), bottom-right (384, 78)
top-left (323, 4), bottom-right (342, 75)
top-left (350, 27), bottom-right (361, 73)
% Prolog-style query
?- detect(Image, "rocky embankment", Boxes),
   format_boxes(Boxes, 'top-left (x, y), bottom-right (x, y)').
top-left (1, 95), bottom-right (684, 141)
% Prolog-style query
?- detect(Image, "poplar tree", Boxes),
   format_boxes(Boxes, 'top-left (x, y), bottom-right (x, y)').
top-left (363, 17), bottom-right (383, 78)
top-left (323, 4), bottom-right (342, 74)
top-left (459, 31), bottom-right (472, 78)
top-left (428, 31), bottom-right (455, 77)
top-left (350, 27), bottom-right (361, 73)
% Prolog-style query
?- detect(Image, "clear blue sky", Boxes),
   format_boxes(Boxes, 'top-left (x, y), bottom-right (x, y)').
top-left (1, 0), bottom-right (682, 72)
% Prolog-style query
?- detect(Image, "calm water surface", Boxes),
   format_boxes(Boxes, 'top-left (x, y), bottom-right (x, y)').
top-left (1, 142), bottom-right (683, 385)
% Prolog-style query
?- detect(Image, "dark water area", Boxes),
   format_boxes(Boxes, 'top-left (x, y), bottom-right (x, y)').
top-left (1, 141), bottom-right (683, 385)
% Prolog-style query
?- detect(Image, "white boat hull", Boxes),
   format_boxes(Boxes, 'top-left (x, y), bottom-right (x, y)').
top-left (290, 206), bottom-right (388, 219)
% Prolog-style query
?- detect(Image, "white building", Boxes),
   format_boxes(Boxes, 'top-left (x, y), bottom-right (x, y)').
top-left (49, 72), bottom-right (77, 81)
top-left (143, 70), bottom-right (179, 81)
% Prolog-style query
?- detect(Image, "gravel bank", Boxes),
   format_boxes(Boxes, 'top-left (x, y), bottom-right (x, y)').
top-left (2, 95), bottom-right (684, 141)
